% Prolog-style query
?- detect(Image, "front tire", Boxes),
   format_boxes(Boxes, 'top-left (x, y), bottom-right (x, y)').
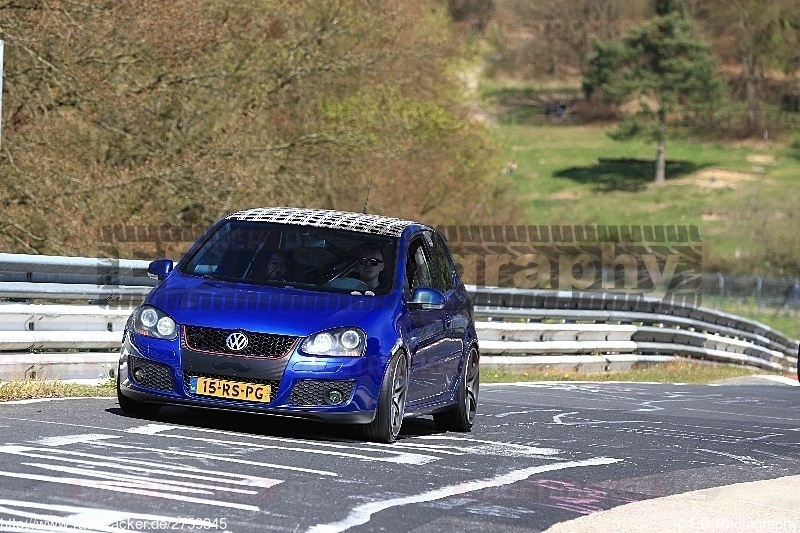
top-left (117, 371), bottom-right (161, 417)
top-left (434, 346), bottom-right (479, 432)
top-left (363, 351), bottom-right (408, 443)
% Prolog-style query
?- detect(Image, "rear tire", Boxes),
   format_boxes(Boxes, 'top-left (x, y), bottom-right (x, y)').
top-left (117, 371), bottom-right (161, 417)
top-left (363, 351), bottom-right (408, 443)
top-left (434, 346), bottom-right (479, 432)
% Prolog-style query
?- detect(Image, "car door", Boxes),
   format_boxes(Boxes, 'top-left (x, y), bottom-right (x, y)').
top-left (404, 234), bottom-right (449, 404)
top-left (426, 230), bottom-right (468, 400)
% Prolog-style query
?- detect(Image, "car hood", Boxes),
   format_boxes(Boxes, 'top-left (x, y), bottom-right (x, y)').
top-left (145, 273), bottom-right (393, 337)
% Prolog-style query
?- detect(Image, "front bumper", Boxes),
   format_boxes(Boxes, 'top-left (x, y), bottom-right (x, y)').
top-left (118, 333), bottom-right (383, 424)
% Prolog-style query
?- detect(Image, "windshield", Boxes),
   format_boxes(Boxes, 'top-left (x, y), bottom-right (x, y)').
top-left (180, 220), bottom-right (398, 295)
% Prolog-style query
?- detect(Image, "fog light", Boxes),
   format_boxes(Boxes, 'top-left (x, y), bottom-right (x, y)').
top-left (132, 368), bottom-right (145, 383)
top-left (326, 389), bottom-right (344, 405)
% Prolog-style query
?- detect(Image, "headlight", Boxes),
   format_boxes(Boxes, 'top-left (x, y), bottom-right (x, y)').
top-left (134, 305), bottom-right (178, 341)
top-left (301, 327), bottom-right (366, 357)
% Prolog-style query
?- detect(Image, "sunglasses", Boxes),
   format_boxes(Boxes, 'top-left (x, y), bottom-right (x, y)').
top-left (359, 257), bottom-right (384, 266)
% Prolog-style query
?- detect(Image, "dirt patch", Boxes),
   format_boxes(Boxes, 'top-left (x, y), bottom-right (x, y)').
top-left (701, 210), bottom-right (725, 221)
top-left (678, 168), bottom-right (757, 189)
top-left (746, 154), bottom-right (775, 165)
top-left (548, 190), bottom-right (580, 201)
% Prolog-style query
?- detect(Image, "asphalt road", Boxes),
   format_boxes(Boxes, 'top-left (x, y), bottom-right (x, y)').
top-left (0, 380), bottom-right (798, 532)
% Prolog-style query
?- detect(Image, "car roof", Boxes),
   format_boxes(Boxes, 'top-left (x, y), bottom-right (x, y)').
top-left (225, 207), bottom-right (424, 238)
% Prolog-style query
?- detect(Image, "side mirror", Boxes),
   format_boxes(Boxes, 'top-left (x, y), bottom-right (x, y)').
top-left (147, 259), bottom-right (174, 281)
top-left (408, 287), bottom-right (446, 310)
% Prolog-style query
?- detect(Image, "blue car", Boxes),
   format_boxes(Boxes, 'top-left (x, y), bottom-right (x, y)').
top-left (117, 207), bottom-right (479, 442)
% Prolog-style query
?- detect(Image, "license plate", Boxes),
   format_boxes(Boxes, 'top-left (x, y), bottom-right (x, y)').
top-left (190, 376), bottom-right (271, 403)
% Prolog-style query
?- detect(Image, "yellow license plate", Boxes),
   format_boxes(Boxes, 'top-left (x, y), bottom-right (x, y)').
top-left (192, 377), bottom-right (271, 403)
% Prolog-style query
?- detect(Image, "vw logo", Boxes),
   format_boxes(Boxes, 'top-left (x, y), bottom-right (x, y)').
top-left (225, 332), bottom-right (249, 352)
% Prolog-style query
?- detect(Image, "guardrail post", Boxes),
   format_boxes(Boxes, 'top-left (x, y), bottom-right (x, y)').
top-left (754, 275), bottom-right (762, 310)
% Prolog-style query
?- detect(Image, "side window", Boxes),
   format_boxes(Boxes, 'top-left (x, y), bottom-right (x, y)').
top-left (426, 231), bottom-right (454, 293)
top-left (406, 237), bottom-right (434, 295)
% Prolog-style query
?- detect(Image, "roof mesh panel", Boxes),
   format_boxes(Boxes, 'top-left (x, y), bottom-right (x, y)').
top-left (226, 207), bottom-right (418, 237)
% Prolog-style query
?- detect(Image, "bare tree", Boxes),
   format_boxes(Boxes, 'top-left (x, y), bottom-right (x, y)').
top-left (699, 0), bottom-right (798, 135)
top-left (0, 0), bottom-right (514, 256)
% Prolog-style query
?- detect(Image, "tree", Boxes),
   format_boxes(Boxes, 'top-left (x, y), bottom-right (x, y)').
top-left (479, 0), bottom-right (652, 79)
top-left (696, 0), bottom-right (798, 136)
top-left (584, 12), bottom-right (723, 185)
top-left (447, 0), bottom-right (495, 23)
top-left (0, 0), bottom-right (513, 257)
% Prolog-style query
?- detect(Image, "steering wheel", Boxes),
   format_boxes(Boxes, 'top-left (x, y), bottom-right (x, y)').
top-left (330, 259), bottom-right (360, 281)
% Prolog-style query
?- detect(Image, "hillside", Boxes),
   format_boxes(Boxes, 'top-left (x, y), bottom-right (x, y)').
top-left (493, 121), bottom-right (800, 276)
top-left (0, 0), bottom-right (514, 259)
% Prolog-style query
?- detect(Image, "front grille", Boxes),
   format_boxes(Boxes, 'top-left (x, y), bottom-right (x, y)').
top-left (289, 380), bottom-right (355, 406)
top-left (183, 372), bottom-right (280, 403)
top-left (184, 326), bottom-right (297, 358)
top-left (129, 355), bottom-right (174, 392)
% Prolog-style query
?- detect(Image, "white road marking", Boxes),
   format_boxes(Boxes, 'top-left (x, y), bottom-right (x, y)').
top-left (98, 440), bottom-right (338, 476)
top-left (123, 423), bottom-right (174, 435)
top-left (552, 412), bottom-right (652, 426)
top-left (0, 470), bottom-right (260, 511)
top-left (135, 424), bottom-right (443, 465)
top-left (413, 435), bottom-right (561, 457)
top-left (495, 410), bottom-right (538, 418)
top-left (0, 397), bottom-right (113, 406)
top-left (553, 412), bottom-right (580, 425)
top-left (138, 430), bottom-right (439, 465)
top-left (307, 456), bottom-right (622, 533)
top-left (388, 442), bottom-right (466, 455)
top-left (22, 463), bottom-right (259, 496)
top-left (683, 408), bottom-right (800, 423)
top-left (0, 416), bottom-right (136, 433)
top-left (697, 448), bottom-right (765, 466)
top-left (0, 445), bottom-right (281, 488)
top-left (35, 434), bottom-right (119, 447)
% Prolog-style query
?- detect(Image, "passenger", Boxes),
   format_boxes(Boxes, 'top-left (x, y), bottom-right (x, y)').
top-left (265, 251), bottom-right (288, 281)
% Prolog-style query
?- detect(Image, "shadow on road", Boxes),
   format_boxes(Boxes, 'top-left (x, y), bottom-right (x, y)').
top-left (106, 405), bottom-right (444, 443)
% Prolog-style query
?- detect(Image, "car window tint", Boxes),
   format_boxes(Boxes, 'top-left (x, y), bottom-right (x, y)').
top-left (180, 220), bottom-right (397, 294)
top-left (428, 231), bottom-right (454, 292)
top-left (406, 237), bottom-right (434, 293)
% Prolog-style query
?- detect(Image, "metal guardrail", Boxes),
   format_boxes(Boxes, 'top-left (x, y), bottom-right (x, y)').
top-left (0, 253), bottom-right (154, 301)
top-left (0, 253), bottom-right (796, 380)
top-left (468, 286), bottom-right (798, 374)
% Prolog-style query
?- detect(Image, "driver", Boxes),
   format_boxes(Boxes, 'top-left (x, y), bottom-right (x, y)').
top-left (265, 251), bottom-right (288, 281)
top-left (357, 248), bottom-right (384, 290)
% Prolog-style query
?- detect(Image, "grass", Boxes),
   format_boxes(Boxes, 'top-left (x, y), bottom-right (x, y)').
top-left (481, 360), bottom-right (785, 384)
top-left (0, 379), bottom-right (115, 402)
top-left (490, 118), bottom-right (800, 339)
top-left (492, 120), bottom-right (800, 275)
top-left (702, 297), bottom-right (800, 340)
